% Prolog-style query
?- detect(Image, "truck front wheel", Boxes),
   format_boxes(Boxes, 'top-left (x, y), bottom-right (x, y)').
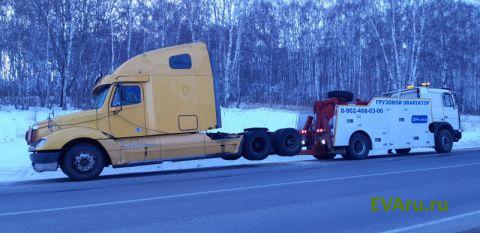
top-left (434, 129), bottom-right (453, 153)
top-left (345, 133), bottom-right (370, 160)
top-left (61, 143), bottom-right (105, 181)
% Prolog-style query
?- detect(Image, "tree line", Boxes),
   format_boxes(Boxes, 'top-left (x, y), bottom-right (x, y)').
top-left (0, 0), bottom-right (479, 114)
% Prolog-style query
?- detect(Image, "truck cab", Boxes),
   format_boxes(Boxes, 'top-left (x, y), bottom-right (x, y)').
top-left (386, 85), bottom-right (461, 139)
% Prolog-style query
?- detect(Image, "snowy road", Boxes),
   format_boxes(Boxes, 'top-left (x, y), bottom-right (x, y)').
top-left (1, 148), bottom-right (480, 233)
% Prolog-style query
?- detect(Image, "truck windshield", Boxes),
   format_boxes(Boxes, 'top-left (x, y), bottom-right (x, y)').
top-left (93, 85), bottom-right (111, 109)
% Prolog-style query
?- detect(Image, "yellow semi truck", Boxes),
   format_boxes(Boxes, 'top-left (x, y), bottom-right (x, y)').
top-left (25, 43), bottom-right (302, 180)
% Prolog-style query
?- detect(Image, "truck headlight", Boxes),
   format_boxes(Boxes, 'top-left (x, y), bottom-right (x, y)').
top-left (35, 139), bottom-right (47, 150)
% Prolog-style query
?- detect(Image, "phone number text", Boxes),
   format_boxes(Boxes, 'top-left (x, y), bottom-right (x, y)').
top-left (339, 108), bottom-right (384, 114)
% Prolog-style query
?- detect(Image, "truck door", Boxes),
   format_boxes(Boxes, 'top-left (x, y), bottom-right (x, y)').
top-left (109, 83), bottom-right (146, 138)
top-left (442, 92), bottom-right (460, 130)
top-left (430, 93), bottom-right (444, 123)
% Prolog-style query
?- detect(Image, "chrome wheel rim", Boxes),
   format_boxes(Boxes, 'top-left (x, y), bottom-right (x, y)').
top-left (73, 152), bottom-right (96, 173)
top-left (353, 140), bottom-right (366, 155)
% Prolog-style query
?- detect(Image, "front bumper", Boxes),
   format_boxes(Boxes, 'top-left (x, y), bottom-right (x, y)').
top-left (30, 151), bottom-right (60, 172)
top-left (453, 130), bottom-right (462, 142)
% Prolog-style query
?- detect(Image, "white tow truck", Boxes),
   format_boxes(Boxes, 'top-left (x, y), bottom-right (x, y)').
top-left (300, 84), bottom-right (462, 159)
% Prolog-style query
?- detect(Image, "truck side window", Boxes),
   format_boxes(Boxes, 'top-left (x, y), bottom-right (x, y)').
top-left (442, 93), bottom-right (454, 107)
top-left (111, 85), bottom-right (142, 107)
top-left (169, 54), bottom-right (192, 69)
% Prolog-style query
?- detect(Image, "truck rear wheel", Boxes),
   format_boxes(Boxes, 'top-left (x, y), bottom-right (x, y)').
top-left (61, 143), bottom-right (105, 181)
top-left (272, 128), bottom-right (302, 156)
top-left (345, 133), bottom-right (370, 160)
top-left (395, 148), bottom-right (411, 155)
top-left (242, 131), bottom-right (272, 161)
top-left (434, 129), bottom-right (453, 153)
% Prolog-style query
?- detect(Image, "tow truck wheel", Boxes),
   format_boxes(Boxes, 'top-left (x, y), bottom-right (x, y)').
top-left (395, 148), bottom-right (411, 155)
top-left (434, 129), bottom-right (453, 153)
top-left (272, 128), bottom-right (302, 156)
top-left (345, 133), bottom-right (370, 160)
top-left (61, 143), bottom-right (105, 181)
top-left (242, 131), bottom-right (272, 161)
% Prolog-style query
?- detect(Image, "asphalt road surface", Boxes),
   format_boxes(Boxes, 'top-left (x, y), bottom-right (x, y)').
top-left (1, 149), bottom-right (480, 233)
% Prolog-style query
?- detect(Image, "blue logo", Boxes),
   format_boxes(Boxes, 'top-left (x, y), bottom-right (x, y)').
top-left (412, 115), bottom-right (428, 123)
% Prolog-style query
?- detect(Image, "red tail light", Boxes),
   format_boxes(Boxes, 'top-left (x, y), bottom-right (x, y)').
top-left (316, 128), bottom-right (325, 133)
top-left (300, 129), bottom-right (307, 134)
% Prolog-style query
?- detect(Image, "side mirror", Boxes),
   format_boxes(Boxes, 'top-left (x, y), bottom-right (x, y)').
top-left (111, 106), bottom-right (122, 114)
top-left (452, 93), bottom-right (459, 110)
top-left (112, 83), bottom-right (123, 114)
top-left (119, 84), bottom-right (126, 103)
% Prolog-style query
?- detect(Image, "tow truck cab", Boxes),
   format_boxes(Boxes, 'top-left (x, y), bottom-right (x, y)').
top-left (301, 85), bottom-right (462, 160)
top-left (386, 86), bottom-right (462, 140)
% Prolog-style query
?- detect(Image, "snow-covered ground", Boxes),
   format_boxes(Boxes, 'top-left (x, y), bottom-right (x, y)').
top-left (0, 106), bottom-right (479, 182)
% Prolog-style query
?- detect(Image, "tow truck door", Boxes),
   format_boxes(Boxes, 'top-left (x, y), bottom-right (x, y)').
top-left (442, 92), bottom-right (460, 130)
top-left (430, 92), bottom-right (444, 123)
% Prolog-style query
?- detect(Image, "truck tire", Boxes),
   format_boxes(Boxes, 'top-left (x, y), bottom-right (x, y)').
top-left (434, 129), bottom-right (453, 153)
top-left (327, 91), bottom-right (354, 102)
top-left (272, 128), bottom-right (302, 156)
top-left (242, 131), bottom-right (272, 161)
top-left (221, 153), bottom-right (242, 160)
top-left (60, 143), bottom-right (105, 181)
top-left (395, 148), bottom-right (411, 155)
top-left (345, 133), bottom-right (370, 160)
top-left (244, 127), bottom-right (268, 132)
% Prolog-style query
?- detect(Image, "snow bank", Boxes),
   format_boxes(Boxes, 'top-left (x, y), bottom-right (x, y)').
top-left (0, 106), bottom-right (478, 182)
top-left (0, 106), bottom-right (76, 167)
top-left (456, 115), bottom-right (480, 149)
top-left (219, 107), bottom-right (300, 133)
